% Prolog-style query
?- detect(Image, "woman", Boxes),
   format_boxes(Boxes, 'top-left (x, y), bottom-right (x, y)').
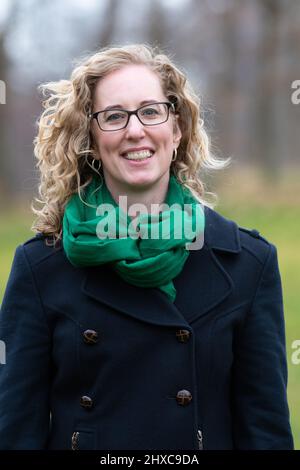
top-left (0, 44), bottom-right (294, 450)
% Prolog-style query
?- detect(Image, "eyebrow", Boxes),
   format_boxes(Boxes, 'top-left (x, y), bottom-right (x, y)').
top-left (102, 100), bottom-right (162, 111)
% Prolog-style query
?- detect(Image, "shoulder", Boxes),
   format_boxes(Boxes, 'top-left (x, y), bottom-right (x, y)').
top-left (2, 235), bottom-right (68, 309)
top-left (19, 233), bottom-right (65, 268)
top-left (5, 234), bottom-right (86, 306)
top-left (10, 234), bottom-right (81, 292)
top-left (237, 225), bottom-right (270, 247)
top-left (204, 206), bottom-right (274, 265)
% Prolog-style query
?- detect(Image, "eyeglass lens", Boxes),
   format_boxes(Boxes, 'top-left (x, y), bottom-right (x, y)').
top-left (97, 103), bottom-right (169, 130)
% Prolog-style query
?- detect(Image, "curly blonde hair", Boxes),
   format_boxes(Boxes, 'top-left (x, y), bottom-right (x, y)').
top-left (32, 43), bottom-right (230, 243)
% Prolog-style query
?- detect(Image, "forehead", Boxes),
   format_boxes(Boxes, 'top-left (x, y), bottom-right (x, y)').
top-left (93, 65), bottom-right (166, 109)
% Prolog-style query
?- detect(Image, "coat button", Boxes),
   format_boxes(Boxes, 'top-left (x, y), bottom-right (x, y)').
top-left (176, 329), bottom-right (191, 343)
top-left (83, 329), bottom-right (99, 345)
top-left (80, 395), bottom-right (93, 409)
top-left (176, 389), bottom-right (192, 406)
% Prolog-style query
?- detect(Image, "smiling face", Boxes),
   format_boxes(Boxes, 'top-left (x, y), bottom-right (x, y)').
top-left (91, 64), bottom-right (181, 196)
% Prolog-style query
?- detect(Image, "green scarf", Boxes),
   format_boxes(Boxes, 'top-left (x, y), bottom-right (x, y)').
top-left (62, 175), bottom-right (205, 302)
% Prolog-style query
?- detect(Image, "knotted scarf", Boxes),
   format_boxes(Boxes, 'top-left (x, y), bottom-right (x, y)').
top-left (62, 175), bottom-right (205, 302)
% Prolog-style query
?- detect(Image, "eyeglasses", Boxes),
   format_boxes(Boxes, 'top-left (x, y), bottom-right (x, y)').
top-left (89, 101), bottom-right (174, 131)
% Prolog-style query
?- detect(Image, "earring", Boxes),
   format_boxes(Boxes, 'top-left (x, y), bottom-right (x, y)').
top-left (172, 148), bottom-right (177, 162)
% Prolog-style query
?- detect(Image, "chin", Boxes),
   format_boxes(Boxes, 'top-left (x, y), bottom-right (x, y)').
top-left (124, 174), bottom-right (159, 188)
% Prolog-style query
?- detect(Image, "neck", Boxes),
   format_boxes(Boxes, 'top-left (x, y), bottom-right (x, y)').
top-left (104, 174), bottom-right (170, 218)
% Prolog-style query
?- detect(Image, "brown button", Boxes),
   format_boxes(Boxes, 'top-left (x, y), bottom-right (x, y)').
top-left (80, 395), bottom-right (93, 409)
top-left (176, 329), bottom-right (191, 343)
top-left (83, 329), bottom-right (99, 345)
top-left (176, 389), bottom-right (192, 406)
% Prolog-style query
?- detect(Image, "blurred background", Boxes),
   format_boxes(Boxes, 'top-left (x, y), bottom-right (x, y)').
top-left (0, 0), bottom-right (299, 448)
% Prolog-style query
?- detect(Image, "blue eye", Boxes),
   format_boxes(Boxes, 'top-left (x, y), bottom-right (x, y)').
top-left (141, 107), bottom-right (159, 116)
top-left (105, 112), bottom-right (126, 122)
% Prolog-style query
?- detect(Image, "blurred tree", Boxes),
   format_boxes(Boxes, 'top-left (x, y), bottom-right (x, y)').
top-left (96, 0), bottom-right (121, 47)
top-left (145, 0), bottom-right (169, 48)
top-left (0, 0), bottom-right (19, 201)
top-left (255, 0), bottom-right (282, 176)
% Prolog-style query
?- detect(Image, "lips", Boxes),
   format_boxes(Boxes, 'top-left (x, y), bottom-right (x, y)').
top-left (123, 150), bottom-right (154, 161)
top-left (121, 147), bottom-right (155, 161)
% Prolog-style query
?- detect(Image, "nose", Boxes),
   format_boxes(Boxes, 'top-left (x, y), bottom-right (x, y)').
top-left (124, 114), bottom-right (146, 138)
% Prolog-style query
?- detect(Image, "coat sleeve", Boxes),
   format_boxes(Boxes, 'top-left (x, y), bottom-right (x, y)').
top-left (0, 245), bottom-right (51, 449)
top-left (232, 243), bottom-right (294, 449)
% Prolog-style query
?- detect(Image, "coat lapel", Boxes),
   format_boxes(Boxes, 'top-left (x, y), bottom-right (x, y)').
top-left (82, 207), bottom-right (241, 327)
top-left (173, 207), bottom-right (241, 323)
top-left (82, 264), bottom-right (188, 327)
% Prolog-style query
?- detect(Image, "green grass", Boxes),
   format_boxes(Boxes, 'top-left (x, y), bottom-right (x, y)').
top-left (0, 207), bottom-right (34, 299)
top-left (0, 199), bottom-right (299, 449)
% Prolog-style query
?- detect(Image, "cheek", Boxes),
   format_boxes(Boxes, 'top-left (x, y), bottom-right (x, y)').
top-left (97, 135), bottom-right (120, 154)
top-left (155, 126), bottom-right (174, 149)
top-left (164, 133), bottom-right (176, 153)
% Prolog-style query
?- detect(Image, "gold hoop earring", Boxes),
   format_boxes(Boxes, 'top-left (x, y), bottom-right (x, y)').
top-left (172, 148), bottom-right (177, 162)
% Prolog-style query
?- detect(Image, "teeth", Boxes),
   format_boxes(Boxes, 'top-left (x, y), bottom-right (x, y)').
top-left (124, 150), bottom-right (154, 160)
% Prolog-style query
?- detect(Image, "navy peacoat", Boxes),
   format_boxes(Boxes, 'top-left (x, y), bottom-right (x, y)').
top-left (0, 206), bottom-right (294, 450)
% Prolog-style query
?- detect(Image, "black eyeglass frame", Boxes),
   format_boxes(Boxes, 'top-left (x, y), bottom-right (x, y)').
top-left (89, 101), bottom-right (175, 131)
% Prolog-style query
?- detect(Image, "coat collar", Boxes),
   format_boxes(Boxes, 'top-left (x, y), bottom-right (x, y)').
top-left (82, 206), bottom-right (241, 327)
top-left (203, 206), bottom-right (241, 253)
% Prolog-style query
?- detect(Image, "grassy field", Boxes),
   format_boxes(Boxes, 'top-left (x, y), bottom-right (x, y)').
top-left (0, 170), bottom-right (299, 449)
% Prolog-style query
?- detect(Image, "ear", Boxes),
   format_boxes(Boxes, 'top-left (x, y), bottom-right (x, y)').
top-left (173, 114), bottom-right (182, 147)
